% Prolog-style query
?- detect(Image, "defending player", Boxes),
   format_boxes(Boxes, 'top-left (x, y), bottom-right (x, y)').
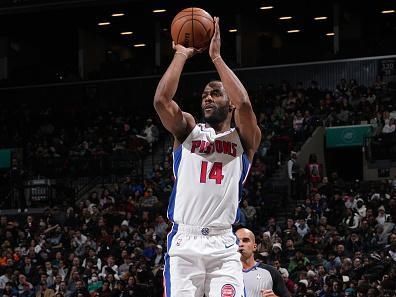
top-left (154, 17), bottom-right (261, 297)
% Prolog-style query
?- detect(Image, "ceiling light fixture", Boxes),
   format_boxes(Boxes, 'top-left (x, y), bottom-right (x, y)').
top-left (153, 9), bottom-right (167, 13)
top-left (381, 10), bottom-right (395, 14)
top-left (279, 16), bottom-right (292, 20)
top-left (120, 32), bottom-right (133, 35)
top-left (228, 29), bottom-right (238, 32)
top-left (98, 22), bottom-right (111, 26)
top-left (287, 29), bottom-right (300, 33)
top-left (314, 16), bottom-right (328, 20)
top-left (260, 6), bottom-right (274, 10)
top-left (326, 32), bottom-right (335, 36)
top-left (133, 43), bottom-right (146, 47)
top-left (112, 13), bottom-right (125, 17)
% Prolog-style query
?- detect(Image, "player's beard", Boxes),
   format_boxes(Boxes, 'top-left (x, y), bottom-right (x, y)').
top-left (203, 104), bottom-right (229, 126)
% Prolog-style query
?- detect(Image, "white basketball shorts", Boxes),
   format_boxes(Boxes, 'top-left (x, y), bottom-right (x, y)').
top-left (163, 223), bottom-right (245, 297)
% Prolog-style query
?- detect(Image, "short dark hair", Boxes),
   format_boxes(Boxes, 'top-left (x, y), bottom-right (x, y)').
top-left (208, 80), bottom-right (222, 88)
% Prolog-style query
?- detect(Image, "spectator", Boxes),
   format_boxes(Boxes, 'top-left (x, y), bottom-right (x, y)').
top-left (293, 110), bottom-right (305, 142)
top-left (376, 205), bottom-right (391, 225)
top-left (153, 215), bottom-right (168, 241)
top-left (17, 274), bottom-right (34, 297)
top-left (305, 154), bottom-right (323, 192)
top-left (382, 118), bottom-right (395, 134)
top-left (341, 208), bottom-right (360, 230)
top-left (87, 273), bottom-right (102, 294)
top-left (100, 256), bottom-right (119, 280)
top-left (136, 118), bottom-right (159, 151)
top-left (288, 249), bottom-right (310, 278)
top-left (1, 281), bottom-right (18, 297)
top-left (288, 152), bottom-right (300, 200)
top-left (241, 199), bottom-right (257, 227)
top-left (279, 268), bottom-right (295, 296)
top-left (71, 280), bottom-right (89, 297)
top-left (295, 219), bottom-right (310, 238)
top-left (35, 281), bottom-right (55, 297)
top-left (0, 268), bottom-right (12, 290)
top-left (139, 188), bottom-right (159, 209)
top-left (354, 198), bottom-right (367, 219)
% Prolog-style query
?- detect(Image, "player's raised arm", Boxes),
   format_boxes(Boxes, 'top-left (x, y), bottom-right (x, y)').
top-left (209, 17), bottom-right (261, 160)
top-left (153, 43), bottom-right (198, 143)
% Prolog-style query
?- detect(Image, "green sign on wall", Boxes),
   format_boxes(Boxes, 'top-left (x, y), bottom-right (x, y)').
top-left (0, 149), bottom-right (11, 169)
top-left (326, 125), bottom-right (373, 148)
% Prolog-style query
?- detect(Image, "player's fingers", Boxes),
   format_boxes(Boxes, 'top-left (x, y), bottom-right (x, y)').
top-left (213, 17), bottom-right (220, 38)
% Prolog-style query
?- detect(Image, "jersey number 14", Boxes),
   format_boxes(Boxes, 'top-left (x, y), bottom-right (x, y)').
top-left (200, 161), bottom-right (224, 184)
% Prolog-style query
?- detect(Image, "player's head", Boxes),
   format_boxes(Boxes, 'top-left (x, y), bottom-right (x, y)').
top-left (201, 80), bottom-right (233, 126)
top-left (236, 228), bottom-right (257, 261)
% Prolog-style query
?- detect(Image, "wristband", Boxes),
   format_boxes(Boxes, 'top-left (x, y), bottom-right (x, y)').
top-left (212, 56), bottom-right (221, 63)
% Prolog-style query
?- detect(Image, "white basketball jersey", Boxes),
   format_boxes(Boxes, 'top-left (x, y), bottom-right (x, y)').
top-left (168, 124), bottom-right (251, 228)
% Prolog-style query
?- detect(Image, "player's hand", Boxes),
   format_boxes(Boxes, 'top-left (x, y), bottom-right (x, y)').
top-left (261, 289), bottom-right (279, 297)
top-left (209, 16), bottom-right (221, 60)
top-left (173, 42), bottom-right (204, 59)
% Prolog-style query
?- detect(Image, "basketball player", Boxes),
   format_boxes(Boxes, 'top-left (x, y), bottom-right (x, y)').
top-left (236, 228), bottom-right (290, 297)
top-left (154, 17), bottom-right (261, 297)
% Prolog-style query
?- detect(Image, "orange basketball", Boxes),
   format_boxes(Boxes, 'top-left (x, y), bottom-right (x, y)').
top-left (171, 7), bottom-right (215, 49)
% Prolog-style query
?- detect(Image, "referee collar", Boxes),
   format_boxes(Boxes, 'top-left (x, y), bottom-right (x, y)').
top-left (242, 262), bottom-right (260, 273)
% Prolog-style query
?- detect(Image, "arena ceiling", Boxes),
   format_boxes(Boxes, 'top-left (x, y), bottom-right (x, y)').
top-left (0, 0), bottom-right (395, 83)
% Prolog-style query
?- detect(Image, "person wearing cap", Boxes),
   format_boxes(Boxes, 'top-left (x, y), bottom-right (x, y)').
top-left (354, 198), bottom-right (366, 219)
top-left (297, 279), bottom-right (309, 293)
top-left (270, 243), bottom-right (283, 263)
top-left (236, 228), bottom-right (290, 297)
top-left (376, 205), bottom-right (390, 225)
top-left (278, 268), bottom-right (295, 296)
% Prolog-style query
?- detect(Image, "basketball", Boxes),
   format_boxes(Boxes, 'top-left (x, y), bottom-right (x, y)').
top-left (171, 7), bottom-right (215, 49)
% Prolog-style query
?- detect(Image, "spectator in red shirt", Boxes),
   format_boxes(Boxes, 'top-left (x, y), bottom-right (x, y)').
top-left (305, 153), bottom-right (323, 192)
top-left (279, 268), bottom-right (295, 295)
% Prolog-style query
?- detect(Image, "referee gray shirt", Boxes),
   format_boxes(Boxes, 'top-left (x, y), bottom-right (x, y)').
top-left (243, 262), bottom-right (290, 297)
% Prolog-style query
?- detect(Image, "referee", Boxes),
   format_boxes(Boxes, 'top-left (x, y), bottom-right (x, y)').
top-left (236, 228), bottom-right (290, 297)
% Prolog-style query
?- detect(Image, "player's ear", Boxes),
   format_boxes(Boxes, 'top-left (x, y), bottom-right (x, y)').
top-left (253, 243), bottom-right (257, 251)
top-left (229, 104), bottom-right (235, 112)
